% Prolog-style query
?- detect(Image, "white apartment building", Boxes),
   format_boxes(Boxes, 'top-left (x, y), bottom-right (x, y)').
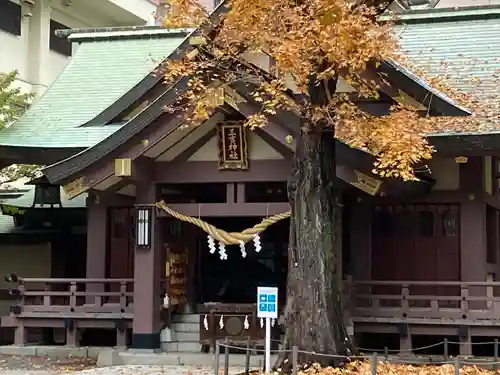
top-left (0, 0), bottom-right (158, 96)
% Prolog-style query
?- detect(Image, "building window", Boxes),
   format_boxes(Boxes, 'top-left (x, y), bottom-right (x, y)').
top-left (441, 209), bottom-right (457, 237)
top-left (0, 1), bottom-right (21, 36)
top-left (49, 20), bottom-right (72, 57)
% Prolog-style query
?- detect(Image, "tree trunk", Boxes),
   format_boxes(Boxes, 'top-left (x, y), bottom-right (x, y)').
top-left (280, 125), bottom-right (356, 367)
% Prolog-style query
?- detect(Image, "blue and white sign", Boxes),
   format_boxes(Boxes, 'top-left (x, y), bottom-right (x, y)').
top-left (257, 286), bottom-right (278, 319)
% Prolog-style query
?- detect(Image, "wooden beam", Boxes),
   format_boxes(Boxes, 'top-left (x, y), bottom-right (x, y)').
top-left (157, 202), bottom-right (291, 217)
top-left (153, 160), bottom-right (292, 183)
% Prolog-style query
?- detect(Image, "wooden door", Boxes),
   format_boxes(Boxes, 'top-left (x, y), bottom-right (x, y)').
top-left (435, 205), bottom-right (460, 300)
top-left (371, 204), bottom-right (460, 302)
top-left (108, 208), bottom-right (134, 280)
top-left (412, 205), bottom-right (439, 299)
top-left (107, 208), bottom-right (135, 301)
top-left (371, 206), bottom-right (399, 300)
top-left (371, 206), bottom-right (395, 281)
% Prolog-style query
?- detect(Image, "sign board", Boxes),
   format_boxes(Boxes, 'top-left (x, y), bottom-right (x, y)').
top-left (218, 123), bottom-right (249, 170)
top-left (257, 286), bottom-right (278, 319)
top-left (166, 245), bottom-right (188, 306)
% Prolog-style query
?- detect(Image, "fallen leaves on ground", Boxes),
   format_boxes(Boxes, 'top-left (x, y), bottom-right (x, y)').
top-left (269, 361), bottom-right (500, 375)
top-left (0, 354), bottom-right (96, 372)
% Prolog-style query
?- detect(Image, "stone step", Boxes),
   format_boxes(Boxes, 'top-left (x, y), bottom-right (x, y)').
top-left (171, 322), bottom-right (200, 333)
top-left (162, 341), bottom-right (203, 352)
top-left (172, 314), bottom-right (199, 324)
top-left (175, 332), bottom-right (200, 342)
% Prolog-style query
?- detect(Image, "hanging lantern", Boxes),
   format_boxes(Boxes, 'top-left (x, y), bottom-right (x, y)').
top-left (33, 184), bottom-right (62, 207)
top-left (136, 206), bottom-right (152, 249)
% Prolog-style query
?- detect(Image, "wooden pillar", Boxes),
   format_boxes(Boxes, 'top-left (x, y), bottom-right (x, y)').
top-left (350, 198), bottom-right (371, 281)
top-left (399, 324), bottom-right (412, 353)
top-left (347, 198), bottom-right (370, 343)
top-left (460, 199), bottom-right (486, 281)
top-left (85, 195), bottom-right (107, 299)
top-left (459, 158), bottom-right (487, 310)
top-left (184, 224), bottom-right (198, 313)
top-left (131, 183), bottom-right (162, 350)
top-left (459, 326), bottom-right (472, 356)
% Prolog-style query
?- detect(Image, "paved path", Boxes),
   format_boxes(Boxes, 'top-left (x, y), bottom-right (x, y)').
top-left (0, 355), bottom-right (248, 375)
top-left (0, 355), bottom-right (95, 374)
top-left (0, 365), bottom-right (247, 375)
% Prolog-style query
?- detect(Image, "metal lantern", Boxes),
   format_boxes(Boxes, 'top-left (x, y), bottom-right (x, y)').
top-left (136, 206), bottom-right (152, 249)
top-left (33, 184), bottom-right (62, 207)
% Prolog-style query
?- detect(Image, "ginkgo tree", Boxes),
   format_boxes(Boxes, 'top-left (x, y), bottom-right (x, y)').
top-left (156, 0), bottom-right (497, 365)
top-left (0, 71), bottom-right (38, 183)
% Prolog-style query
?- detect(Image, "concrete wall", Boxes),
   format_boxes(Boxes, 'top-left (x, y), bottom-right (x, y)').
top-left (0, 0), bottom-right (152, 98)
top-left (0, 243), bottom-right (51, 317)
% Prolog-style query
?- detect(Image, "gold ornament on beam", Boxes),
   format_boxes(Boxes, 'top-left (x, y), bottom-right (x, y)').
top-left (155, 200), bottom-right (291, 245)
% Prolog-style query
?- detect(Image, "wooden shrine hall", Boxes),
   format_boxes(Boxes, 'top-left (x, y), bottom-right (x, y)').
top-left (0, 7), bottom-right (499, 355)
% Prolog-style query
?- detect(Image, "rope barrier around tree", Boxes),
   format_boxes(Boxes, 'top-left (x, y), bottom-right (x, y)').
top-left (155, 200), bottom-right (291, 258)
top-left (215, 339), bottom-right (500, 375)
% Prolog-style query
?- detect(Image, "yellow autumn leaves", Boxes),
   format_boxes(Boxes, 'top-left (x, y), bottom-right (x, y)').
top-left (158, 0), bottom-right (498, 180)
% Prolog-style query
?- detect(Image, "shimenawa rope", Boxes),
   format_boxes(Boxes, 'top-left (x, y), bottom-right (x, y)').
top-left (155, 200), bottom-right (291, 245)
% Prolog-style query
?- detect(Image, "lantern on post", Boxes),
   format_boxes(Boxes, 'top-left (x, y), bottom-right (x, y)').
top-left (135, 205), bottom-right (153, 249)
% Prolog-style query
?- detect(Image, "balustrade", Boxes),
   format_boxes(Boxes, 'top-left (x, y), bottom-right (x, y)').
top-left (344, 280), bottom-right (500, 323)
top-left (5, 277), bottom-right (134, 317)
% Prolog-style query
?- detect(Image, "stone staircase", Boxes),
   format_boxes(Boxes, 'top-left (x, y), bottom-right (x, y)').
top-left (161, 313), bottom-right (203, 352)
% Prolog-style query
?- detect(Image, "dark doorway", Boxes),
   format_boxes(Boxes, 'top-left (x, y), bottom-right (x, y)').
top-left (197, 217), bottom-right (289, 306)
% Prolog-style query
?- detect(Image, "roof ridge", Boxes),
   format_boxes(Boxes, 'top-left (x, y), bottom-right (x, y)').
top-left (56, 26), bottom-right (193, 42)
top-left (380, 4), bottom-right (500, 22)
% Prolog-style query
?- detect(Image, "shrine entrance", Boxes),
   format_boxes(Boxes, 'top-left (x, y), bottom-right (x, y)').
top-left (197, 217), bottom-right (289, 306)
top-left (161, 213), bottom-right (289, 314)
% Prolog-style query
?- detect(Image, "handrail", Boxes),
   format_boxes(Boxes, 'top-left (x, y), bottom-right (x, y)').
top-left (17, 278), bottom-right (134, 283)
top-left (4, 277), bottom-right (138, 318)
top-left (343, 279), bottom-right (500, 323)
top-left (351, 280), bottom-right (500, 287)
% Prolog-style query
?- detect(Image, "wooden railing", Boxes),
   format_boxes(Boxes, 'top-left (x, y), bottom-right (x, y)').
top-left (346, 280), bottom-right (500, 322)
top-left (6, 277), bottom-right (500, 328)
top-left (198, 303), bottom-right (279, 351)
top-left (6, 277), bottom-right (134, 318)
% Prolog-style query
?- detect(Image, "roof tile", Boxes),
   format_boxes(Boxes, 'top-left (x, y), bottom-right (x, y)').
top-left (397, 17), bottom-right (499, 108)
top-left (0, 34), bottom-right (185, 148)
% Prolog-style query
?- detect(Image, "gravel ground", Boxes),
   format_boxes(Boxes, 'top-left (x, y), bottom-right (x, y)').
top-left (0, 354), bottom-right (95, 374)
top-left (75, 365), bottom-right (247, 375)
top-left (0, 355), bottom-right (248, 375)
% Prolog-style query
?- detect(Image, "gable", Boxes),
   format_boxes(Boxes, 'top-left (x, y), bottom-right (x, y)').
top-left (150, 111), bottom-right (286, 162)
top-left (186, 131), bottom-right (284, 162)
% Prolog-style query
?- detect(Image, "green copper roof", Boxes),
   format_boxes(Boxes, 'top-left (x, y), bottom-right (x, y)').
top-left (397, 15), bottom-right (500, 109)
top-left (0, 31), bottom-right (186, 148)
